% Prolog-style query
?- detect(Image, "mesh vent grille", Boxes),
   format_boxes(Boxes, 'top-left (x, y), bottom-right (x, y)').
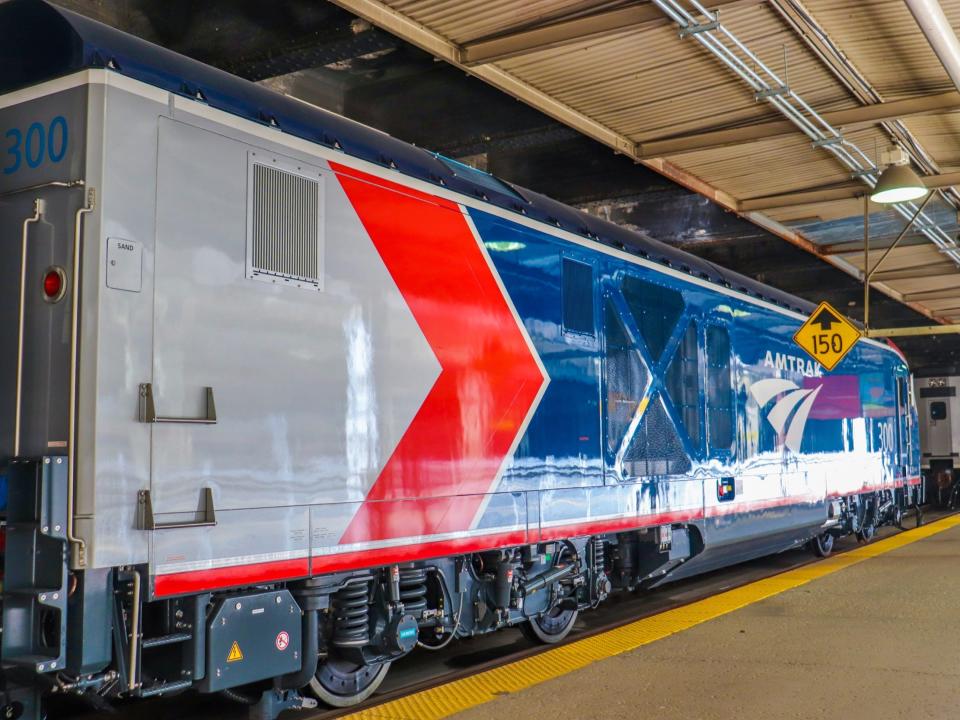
top-left (623, 394), bottom-right (691, 478)
top-left (250, 163), bottom-right (321, 286)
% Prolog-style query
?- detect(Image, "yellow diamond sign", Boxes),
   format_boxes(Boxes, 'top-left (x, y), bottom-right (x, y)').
top-left (793, 301), bottom-right (861, 372)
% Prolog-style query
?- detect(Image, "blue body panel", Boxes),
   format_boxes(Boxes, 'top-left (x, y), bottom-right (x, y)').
top-left (469, 208), bottom-right (917, 567)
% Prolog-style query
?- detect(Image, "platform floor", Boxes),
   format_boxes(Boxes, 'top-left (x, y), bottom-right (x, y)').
top-left (352, 515), bottom-right (960, 720)
top-left (456, 518), bottom-right (960, 720)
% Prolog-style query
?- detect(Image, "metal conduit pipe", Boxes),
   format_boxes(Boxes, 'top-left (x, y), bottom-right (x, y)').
top-left (675, 0), bottom-right (960, 263)
top-left (658, 1), bottom-right (862, 174)
top-left (651, 0), bottom-right (960, 265)
top-left (658, 5), bottom-right (866, 157)
top-left (278, 609), bottom-right (319, 690)
top-left (772, 0), bottom-right (959, 207)
top-left (898, 0), bottom-right (960, 262)
top-left (905, 0), bottom-right (960, 90)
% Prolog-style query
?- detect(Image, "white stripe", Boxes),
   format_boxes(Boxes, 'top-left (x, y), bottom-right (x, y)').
top-left (156, 548), bottom-right (309, 576)
top-left (0, 70), bottom-right (100, 110)
top-left (157, 473), bottom-right (885, 577)
top-left (537, 506), bottom-right (702, 529)
top-left (314, 522), bottom-right (527, 556)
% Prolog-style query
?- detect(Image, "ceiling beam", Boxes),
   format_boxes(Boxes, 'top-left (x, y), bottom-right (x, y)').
top-left (739, 184), bottom-right (864, 211)
top-left (871, 265), bottom-right (960, 282)
top-left (462, 5), bottom-right (664, 65)
top-left (637, 90), bottom-right (960, 159)
top-left (462, 1), bottom-right (766, 66)
top-left (867, 323), bottom-right (960, 337)
top-left (327, 0), bottom-right (637, 155)
top-left (738, 171), bottom-right (960, 211)
top-left (903, 286), bottom-right (960, 301)
top-left (327, 0), bottom-right (946, 327)
top-left (820, 236), bottom-right (931, 255)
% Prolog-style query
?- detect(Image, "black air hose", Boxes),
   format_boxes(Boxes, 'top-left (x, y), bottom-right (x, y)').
top-left (220, 687), bottom-right (259, 705)
top-left (278, 608), bottom-right (319, 690)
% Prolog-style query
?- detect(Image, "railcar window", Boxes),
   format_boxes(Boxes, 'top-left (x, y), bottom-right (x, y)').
top-left (706, 325), bottom-right (734, 452)
top-left (621, 275), bottom-right (685, 361)
top-left (605, 299), bottom-right (649, 453)
top-left (919, 385), bottom-right (956, 398)
top-left (931, 401), bottom-right (947, 420)
top-left (561, 258), bottom-right (595, 336)
top-left (665, 321), bottom-right (701, 449)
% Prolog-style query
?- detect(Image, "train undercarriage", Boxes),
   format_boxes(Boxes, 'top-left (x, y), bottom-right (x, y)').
top-left (0, 457), bottom-right (922, 720)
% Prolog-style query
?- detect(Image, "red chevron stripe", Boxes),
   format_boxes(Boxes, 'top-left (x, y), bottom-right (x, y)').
top-left (332, 164), bottom-right (545, 543)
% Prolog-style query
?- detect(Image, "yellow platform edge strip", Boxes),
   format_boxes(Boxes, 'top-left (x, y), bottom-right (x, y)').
top-left (343, 514), bottom-right (960, 720)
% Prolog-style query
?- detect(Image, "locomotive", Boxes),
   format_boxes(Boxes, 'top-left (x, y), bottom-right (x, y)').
top-left (0, 1), bottom-right (921, 718)
top-left (916, 375), bottom-right (960, 504)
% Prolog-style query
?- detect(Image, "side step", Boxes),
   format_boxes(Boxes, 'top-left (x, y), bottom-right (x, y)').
top-left (142, 632), bottom-right (192, 649)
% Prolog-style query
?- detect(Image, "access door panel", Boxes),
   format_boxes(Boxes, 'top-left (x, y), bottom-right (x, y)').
top-left (150, 116), bottom-right (440, 525)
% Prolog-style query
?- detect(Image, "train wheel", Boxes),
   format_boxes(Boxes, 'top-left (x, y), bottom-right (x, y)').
top-left (810, 533), bottom-right (834, 557)
top-left (309, 657), bottom-right (390, 708)
top-left (520, 606), bottom-right (578, 645)
top-left (856, 494), bottom-right (877, 543)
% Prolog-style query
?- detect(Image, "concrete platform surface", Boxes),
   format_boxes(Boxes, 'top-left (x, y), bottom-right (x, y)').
top-left (450, 521), bottom-right (960, 720)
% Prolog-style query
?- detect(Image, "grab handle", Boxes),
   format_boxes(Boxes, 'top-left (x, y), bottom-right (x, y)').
top-left (138, 383), bottom-right (217, 424)
top-left (14, 198), bottom-right (44, 456)
top-left (137, 487), bottom-right (217, 530)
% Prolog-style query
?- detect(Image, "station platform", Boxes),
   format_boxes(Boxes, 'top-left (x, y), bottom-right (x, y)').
top-left (347, 514), bottom-right (960, 720)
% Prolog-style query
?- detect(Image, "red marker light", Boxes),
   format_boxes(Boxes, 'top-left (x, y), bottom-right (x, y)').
top-left (42, 267), bottom-right (65, 302)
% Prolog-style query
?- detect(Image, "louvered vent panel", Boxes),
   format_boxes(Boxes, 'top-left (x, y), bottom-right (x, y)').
top-left (249, 162), bottom-right (322, 288)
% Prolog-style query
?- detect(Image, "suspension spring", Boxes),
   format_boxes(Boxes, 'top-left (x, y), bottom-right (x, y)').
top-left (590, 536), bottom-right (605, 573)
top-left (398, 565), bottom-right (428, 615)
top-left (590, 536), bottom-right (611, 603)
top-left (331, 579), bottom-right (371, 648)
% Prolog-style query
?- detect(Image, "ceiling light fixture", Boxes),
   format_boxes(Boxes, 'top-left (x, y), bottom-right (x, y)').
top-left (869, 163), bottom-right (929, 204)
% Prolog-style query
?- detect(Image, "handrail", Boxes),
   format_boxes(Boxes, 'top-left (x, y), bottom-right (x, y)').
top-left (14, 198), bottom-right (43, 457)
top-left (67, 188), bottom-right (95, 567)
top-left (0, 179), bottom-right (85, 201)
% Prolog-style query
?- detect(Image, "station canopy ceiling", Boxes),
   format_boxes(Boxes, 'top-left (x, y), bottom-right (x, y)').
top-left (327, 0), bottom-right (960, 329)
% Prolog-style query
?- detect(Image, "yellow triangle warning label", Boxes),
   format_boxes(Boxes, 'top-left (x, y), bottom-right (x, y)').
top-left (226, 641), bottom-right (243, 663)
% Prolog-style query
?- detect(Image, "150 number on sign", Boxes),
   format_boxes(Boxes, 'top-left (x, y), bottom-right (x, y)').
top-left (813, 333), bottom-right (844, 355)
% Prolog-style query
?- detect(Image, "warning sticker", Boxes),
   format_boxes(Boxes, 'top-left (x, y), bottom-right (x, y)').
top-left (276, 631), bottom-right (290, 651)
top-left (226, 641), bottom-right (244, 663)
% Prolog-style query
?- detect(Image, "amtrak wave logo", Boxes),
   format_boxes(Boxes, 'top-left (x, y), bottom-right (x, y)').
top-left (749, 378), bottom-right (823, 453)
